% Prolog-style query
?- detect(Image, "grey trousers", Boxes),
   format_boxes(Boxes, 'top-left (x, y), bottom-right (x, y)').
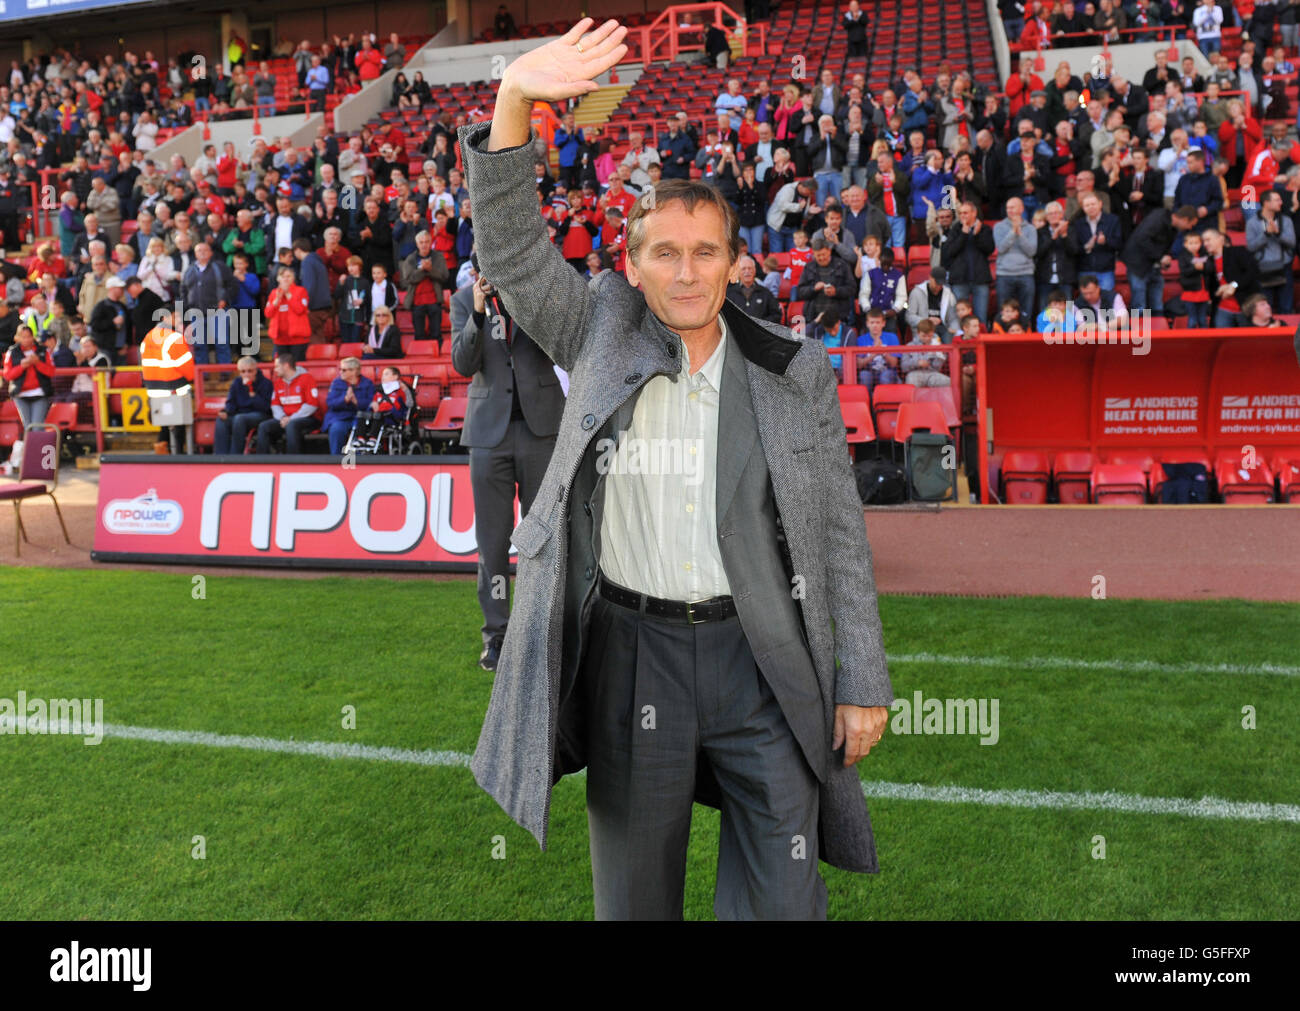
top-left (469, 417), bottom-right (555, 645)
top-left (582, 581), bottom-right (827, 921)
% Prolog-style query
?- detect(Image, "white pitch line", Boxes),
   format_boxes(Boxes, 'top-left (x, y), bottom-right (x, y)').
top-left (860, 781), bottom-right (1300, 823)
top-left (73, 722), bottom-right (1300, 825)
top-left (886, 652), bottom-right (1300, 679)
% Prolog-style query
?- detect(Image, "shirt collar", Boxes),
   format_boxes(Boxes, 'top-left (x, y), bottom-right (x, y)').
top-left (680, 313), bottom-right (728, 391)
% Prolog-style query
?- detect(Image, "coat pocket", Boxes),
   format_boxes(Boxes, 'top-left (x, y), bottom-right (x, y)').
top-left (510, 510), bottom-right (554, 558)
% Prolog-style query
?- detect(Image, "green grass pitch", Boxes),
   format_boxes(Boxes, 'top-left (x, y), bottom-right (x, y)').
top-left (0, 567), bottom-right (1296, 920)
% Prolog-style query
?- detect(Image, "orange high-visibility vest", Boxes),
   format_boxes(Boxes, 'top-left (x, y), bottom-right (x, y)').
top-left (140, 326), bottom-right (195, 390)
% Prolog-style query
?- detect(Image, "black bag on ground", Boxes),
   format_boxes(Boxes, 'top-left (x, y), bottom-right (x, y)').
top-left (907, 432), bottom-right (956, 501)
top-left (1159, 462), bottom-right (1209, 503)
top-left (853, 457), bottom-right (908, 504)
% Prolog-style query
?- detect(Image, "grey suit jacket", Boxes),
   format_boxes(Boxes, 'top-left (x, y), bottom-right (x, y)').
top-left (449, 283), bottom-right (565, 448)
top-left (460, 121), bottom-right (894, 874)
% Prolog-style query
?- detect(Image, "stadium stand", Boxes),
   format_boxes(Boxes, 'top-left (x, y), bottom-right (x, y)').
top-left (1, 1), bottom-right (1298, 505)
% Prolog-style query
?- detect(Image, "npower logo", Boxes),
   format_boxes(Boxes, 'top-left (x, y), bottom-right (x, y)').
top-left (102, 489), bottom-right (184, 535)
top-left (199, 470), bottom-right (506, 555)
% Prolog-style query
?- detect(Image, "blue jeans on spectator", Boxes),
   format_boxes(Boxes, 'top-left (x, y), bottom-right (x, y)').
top-left (886, 213), bottom-right (907, 249)
top-left (995, 274), bottom-right (1036, 322)
top-left (1127, 266), bottom-right (1165, 314)
top-left (257, 96), bottom-right (276, 115)
top-left (13, 395), bottom-right (50, 430)
top-left (189, 310), bottom-right (233, 365)
top-left (1214, 307), bottom-right (1239, 327)
top-left (1184, 301), bottom-right (1210, 328)
top-left (214, 410), bottom-right (270, 454)
top-left (256, 415), bottom-right (319, 454)
top-left (326, 419), bottom-right (354, 454)
top-left (1087, 270), bottom-right (1116, 291)
top-left (859, 365), bottom-right (900, 391)
top-left (842, 165), bottom-right (868, 189)
top-left (739, 224), bottom-right (766, 259)
top-left (1037, 282), bottom-right (1072, 311)
top-left (814, 169), bottom-right (843, 207)
top-left (1198, 37), bottom-right (1221, 56)
top-left (194, 96), bottom-right (211, 112)
top-left (952, 283), bottom-right (990, 324)
top-left (767, 226), bottom-right (794, 253)
top-left (1004, 17), bottom-right (1025, 42)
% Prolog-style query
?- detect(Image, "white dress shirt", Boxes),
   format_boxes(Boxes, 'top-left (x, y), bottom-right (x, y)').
top-left (599, 315), bottom-right (731, 601)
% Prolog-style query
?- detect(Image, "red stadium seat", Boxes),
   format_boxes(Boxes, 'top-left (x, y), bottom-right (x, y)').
top-left (871, 383), bottom-right (914, 441)
top-left (1274, 452), bottom-right (1300, 502)
top-left (913, 385), bottom-right (959, 428)
top-left (893, 401), bottom-right (949, 442)
top-left (339, 343), bottom-right (365, 359)
top-left (1092, 463), bottom-right (1148, 504)
top-left (1214, 452), bottom-right (1275, 503)
top-left (0, 400), bottom-right (20, 449)
top-left (194, 418), bottom-right (215, 449)
top-left (837, 384), bottom-right (869, 406)
top-left (1105, 450), bottom-right (1155, 476)
top-left (406, 340), bottom-right (438, 357)
top-left (1053, 451), bottom-right (1095, 503)
top-left (420, 396), bottom-right (467, 441)
top-left (839, 401), bottom-right (875, 449)
top-left (44, 402), bottom-right (79, 433)
top-left (305, 343), bottom-right (338, 360)
top-left (1002, 451), bottom-right (1050, 504)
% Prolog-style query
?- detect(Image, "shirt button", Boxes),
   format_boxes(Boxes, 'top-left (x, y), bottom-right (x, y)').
top-left (624, 373), bottom-right (641, 384)
top-left (686, 503), bottom-right (694, 513)
top-left (690, 445), bottom-right (698, 454)
top-left (666, 342), bottom-right (677, 356)
top-left (683, 562), bottom-right (692, 571)
top-left (584, 566), bottom-right (593, 580)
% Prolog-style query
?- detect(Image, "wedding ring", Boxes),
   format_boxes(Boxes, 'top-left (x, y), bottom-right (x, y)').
top-left (576, 42), bottom-right (585, 53)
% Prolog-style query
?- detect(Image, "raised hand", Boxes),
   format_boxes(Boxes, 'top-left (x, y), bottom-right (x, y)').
top-left (491, 19), bottom-right (628, 151)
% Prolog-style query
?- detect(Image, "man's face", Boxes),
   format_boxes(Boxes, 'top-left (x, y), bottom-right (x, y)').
top-left (237, 361), bottom-right (258, 383)
top-left (959, 204), bottom-right (976, 227)
top-left (813, 246), bottom-right (832, 267)
top-left (1081, 283), bottom-right (1099, 302)
top-left (825, 211), bottom-right (842, 232)
top-left (1083, 196), bottom-right (1101, 219)
top-left (625, 200), bottom-right (738, 337)
top-left (738, 258), bottom-right (756, 285)
top-left (196, 243), bottom-right (211, 265)
top-left (340, 363), bottom-right (360, 385)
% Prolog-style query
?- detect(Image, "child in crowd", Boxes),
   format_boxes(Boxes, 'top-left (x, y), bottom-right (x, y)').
top-left (992, 298), bottom-right (1028, 332)
top-left (1177, 229), bottom-right (1211, 328)
top-left (853, 307), bottom-right (901, 390)
top-left (813, 308), bottom-right (857, 382)
top-left (787, 228), bottom-right (812, 285)
top-left (859, 246), bottom-right (908, 335)
top-left (335, 255), bottom-right (368, 342)
top-left (1035, 288), bottom-right (1077, 334)
top-left (902, 318), bottom-right (949, 387)
top-left (761, 255), bottom-right (782, 299)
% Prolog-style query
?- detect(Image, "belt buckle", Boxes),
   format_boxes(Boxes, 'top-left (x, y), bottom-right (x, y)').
top-left (685, 596), bottom-right (711, 624)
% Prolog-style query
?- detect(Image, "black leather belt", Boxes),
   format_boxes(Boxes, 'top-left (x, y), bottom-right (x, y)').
top-left (598, 572), bottom-right (736, 624)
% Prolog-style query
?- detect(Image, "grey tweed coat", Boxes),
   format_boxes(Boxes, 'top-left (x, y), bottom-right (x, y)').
top-left (459, 122), bottom-right (894, 873)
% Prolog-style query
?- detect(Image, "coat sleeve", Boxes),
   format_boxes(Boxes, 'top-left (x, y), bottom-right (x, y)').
top-left (459, 123), bottom-right (597, 372)
top-left (806, 341), bottom-right (894, 707)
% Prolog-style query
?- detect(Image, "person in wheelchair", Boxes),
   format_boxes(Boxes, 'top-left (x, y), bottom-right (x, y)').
top-left (346, 365), bottom-right (414, 454)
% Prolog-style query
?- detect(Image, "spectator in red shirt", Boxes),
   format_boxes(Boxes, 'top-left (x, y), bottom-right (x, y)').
top-left (557, 189), bottom-right (599, 271)
top-left (265, 266), bottom-right (312, 363)
top-left (216, 141), bottom-right (242, 194)
top-left (255, 352), bottom-right (321, 454)
top-left (431, 208), bottom-right (458, 273)
top-left (599, 205), bottom-right (627, 272)
top-left (2, 324), bottom-right (55, 467)
top-left (600, 174), bottom-right (637, 217)
top-left (26, 242), bottom-right (66, 284)
top-left (400, 229), bottom-right (450, 350)
top-left (355, 39), bottom-right (384, 81)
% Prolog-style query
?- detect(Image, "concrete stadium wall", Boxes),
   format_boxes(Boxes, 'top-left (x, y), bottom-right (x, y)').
top-left (1019, 40), bottom-right (1212, 84)
top-left (150, 112), bottom-right (324, 168)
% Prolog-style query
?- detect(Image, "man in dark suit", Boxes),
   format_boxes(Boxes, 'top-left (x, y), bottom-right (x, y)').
top-left (450, 262), bottom-right (564, 672)
top-left (1119, 148), bottom-right (1164, 229)
top-left (1202, 228), bottom-right (1261, 327)
top-left (1120, 204), bottom-right (1198, 314)
top-left (1109, 75), bottom-right (1149, 130)
top-left (726, 254), bottom-right (782, 322)
top-left (842, 0), bottom-right (869, 58)
top-left (1071, 192), bottom-right (1123, 289)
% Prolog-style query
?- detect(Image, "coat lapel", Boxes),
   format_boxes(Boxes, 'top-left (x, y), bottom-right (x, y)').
top-left (716, 326), bottom-right (756, 523)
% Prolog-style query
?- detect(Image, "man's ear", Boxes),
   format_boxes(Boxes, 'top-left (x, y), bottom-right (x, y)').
top-left (727, 258), bottom-right (741, 285)
top-left (625, 257), bottom-right (641, 289)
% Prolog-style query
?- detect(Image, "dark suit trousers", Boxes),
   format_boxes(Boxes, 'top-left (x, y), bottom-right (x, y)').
top-left (470, 417), bottom-right (554, 643)
top-left (583, 582), bottom-right (827, 921)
